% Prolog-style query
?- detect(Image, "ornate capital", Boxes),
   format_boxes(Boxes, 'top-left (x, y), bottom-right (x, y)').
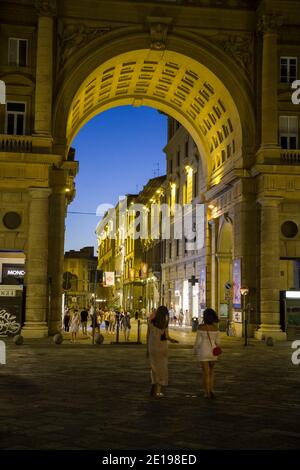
top-left (257, 13), bottom-right (283, 34)
top-left (58, 23), bottom-right (111, 67)
top-left (35, 0), bottom-right (57, 16)
top-left (146, 17), bottom-right (172, 51)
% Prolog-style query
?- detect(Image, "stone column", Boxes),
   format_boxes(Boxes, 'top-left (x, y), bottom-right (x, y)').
top-left (22, 188), bottom-right (51, 338)
top-left (34, 1), bottom-right (56, 140)
top-left (257, 14), bottom-right (282, 149)
top-left (48, 187), bottom-right (66, 335)
top-left (256, 197), bottom-right (286, 340)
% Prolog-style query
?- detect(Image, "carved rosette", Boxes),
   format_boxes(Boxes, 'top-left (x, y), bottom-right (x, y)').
top-left (58, 23), bottom-right (112, 67)
top-left (210, 34), bottom-right (253, 78)
top-left (146, 17), bottom-right (172, 51)
top-left (35, 0), bottom-right (57, 16)
top-left (257, 13), bottom-right (283, 34)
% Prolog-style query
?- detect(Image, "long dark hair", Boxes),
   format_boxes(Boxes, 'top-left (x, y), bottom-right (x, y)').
top-left (203, 308), bottom-right (219, 325)
top-left (152, 305), bottom-right (169, 329)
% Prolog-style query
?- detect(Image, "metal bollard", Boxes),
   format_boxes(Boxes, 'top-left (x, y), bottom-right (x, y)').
top-left (137, 319), bottom-right (141, 343)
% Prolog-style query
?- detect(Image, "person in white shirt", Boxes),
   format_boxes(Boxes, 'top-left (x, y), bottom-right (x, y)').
top-left (193, 308), bottom-right (221, 399)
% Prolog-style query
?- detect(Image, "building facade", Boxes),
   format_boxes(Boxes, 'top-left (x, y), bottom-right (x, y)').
top-left (162, 119), bottom-right (203, 326)
top-left (96, 177), bottom-right (166, 313)
top-left (63, 246), bottom-right (98, 311)
top-left (0, 0), bottom-right (300, 339)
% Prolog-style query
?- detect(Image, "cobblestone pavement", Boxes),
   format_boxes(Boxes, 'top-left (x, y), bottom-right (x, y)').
top-left (0, 330), bottom-right (300, 450)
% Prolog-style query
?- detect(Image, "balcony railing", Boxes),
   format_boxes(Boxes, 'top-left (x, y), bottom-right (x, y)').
top-left (280, 149), bottom-right (300, 164)
top-left (0, 135), bottom-right (33, 153)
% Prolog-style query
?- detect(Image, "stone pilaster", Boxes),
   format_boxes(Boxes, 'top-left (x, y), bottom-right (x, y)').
top-left (233, 196), bottom-right (258, 329)
top-left (34, 1), bottom-right (56, 142)
top-left (257, 14), bottom-right (282, 149)
top-left (208, 217), bottom-right (218, 310)
top-left (216, 252), bottom-right (232, 310)
top-left (256, 197), bottom-right (286, 340)
top-left (22, 188), bottom-right (51, 338)
top-left (48, 187), bottom-right (66, 335)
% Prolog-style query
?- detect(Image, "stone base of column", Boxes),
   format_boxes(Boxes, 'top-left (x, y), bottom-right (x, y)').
top-left (255, 323), bottom-right (287, 341)
top-left (48, 320), bottom-right (62, 336)
top-left (21, 322), bottom-right (49, 338)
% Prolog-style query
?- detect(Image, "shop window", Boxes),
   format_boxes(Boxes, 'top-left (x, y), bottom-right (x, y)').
top-left (5, 102), bottom-right (26, 135)
top-left (280, 57), bottom-right (297, 83)
top-left (8, 38), bottom-right (28, 67)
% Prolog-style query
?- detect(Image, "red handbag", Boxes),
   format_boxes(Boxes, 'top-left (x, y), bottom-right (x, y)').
top-left (206, 329), bottom-right (222, 356)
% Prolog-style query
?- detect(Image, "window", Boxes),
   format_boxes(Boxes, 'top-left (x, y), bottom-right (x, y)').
top-left (279, 116), bottom-right (298, 149)
top-left (177, 149), bottom-right (180, 166)
top-left (185, 137), bottom-right (189, 158)
top-left (176, 240), bottom-right (179, 257)
top-left (169, 157), bottom-right (173, 174)
top-left (169, 241), bottom-right (172, 259)
top-left (8, 38), bottom-right (28, 67)
top-left (5, 102), bottom-right (26, 135)
top-left (280, 57), bottom-right (297, 83)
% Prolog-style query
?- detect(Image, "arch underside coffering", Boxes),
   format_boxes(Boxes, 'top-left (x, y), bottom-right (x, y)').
top-left (66, 49), bottom-right (243, 184)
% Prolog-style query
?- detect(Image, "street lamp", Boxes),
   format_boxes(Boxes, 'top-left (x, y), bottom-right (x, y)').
top-left (240, 285), bottom-right (249, 346)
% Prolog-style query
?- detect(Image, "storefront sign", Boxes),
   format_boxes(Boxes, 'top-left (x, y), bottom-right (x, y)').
top-left (0, 288), bottom-right (18, 297)
top-left (2, 264), bottom-right (25, 285)
top-left (232, 258), bottom-right (241, 308)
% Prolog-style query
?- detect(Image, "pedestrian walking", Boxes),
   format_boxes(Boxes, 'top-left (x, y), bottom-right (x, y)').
top-left (63, 308), bottom-right (70, 332)
top-left (193, 308), bottom-right (221, 399)
top-left (121, 311), bottom-right (131, 341)
top-left (80, 307), bottom-right (89, 335)
top-left (70, 310), bottom-right (80, 343)
top-left (146, 305), bottom-right (178, 399)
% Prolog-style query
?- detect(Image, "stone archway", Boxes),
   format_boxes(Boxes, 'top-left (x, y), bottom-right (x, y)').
top-left (26, 28), bottom-right (256, 336)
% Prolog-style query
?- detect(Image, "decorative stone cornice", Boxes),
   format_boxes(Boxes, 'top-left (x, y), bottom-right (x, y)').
top-left (146, 17), bottom-right (172, 51)
top-left (35, 0), bottom-right (57, 17)
top-left (257, 13), bottom-right (283, 34)
top-left (210, 33), bottom-right (253, 77)
top-left (58, 23), bottom-right (111, 67)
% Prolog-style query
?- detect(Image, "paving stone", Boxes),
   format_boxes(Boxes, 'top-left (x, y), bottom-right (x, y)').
top-left (1, 333), bottom-right (300, 449)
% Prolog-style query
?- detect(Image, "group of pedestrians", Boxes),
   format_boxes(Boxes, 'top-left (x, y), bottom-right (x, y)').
top-left (63, 306), bottom-right (133, 342)
top-left (147, 306), bottom-right (221, 400)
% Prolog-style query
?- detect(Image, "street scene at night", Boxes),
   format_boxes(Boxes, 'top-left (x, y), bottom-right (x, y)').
top-left (1, 0), bottom-right (300, 458)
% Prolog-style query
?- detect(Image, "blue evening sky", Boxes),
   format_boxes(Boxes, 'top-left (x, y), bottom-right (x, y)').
top-left (65, 106), bottom-right (167, 253)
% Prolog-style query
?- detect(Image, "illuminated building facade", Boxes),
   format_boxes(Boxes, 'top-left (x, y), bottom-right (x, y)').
top-left (63, 246), bottom-right (98, 310)
top-left (162, 118), bottom-right (203, 326)
top-left (0, 0), bottom-right (300, 339)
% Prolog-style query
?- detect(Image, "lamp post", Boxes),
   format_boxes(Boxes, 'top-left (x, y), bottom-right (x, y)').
top-left (240, 285), bottom-right (249, 346)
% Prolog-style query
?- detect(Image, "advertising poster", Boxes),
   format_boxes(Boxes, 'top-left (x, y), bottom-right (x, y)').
top-left (103, 271), bottom-right (115, 287)
top-left (232, 258), bottom-right (241, 308)
top-left (199, 267), bottom-right (206, 308)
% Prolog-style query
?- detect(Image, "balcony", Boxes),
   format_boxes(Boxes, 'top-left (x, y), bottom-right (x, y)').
top-left (0, 135), bottom-right (32, 153)
top-left (280, 149), bottom-right (300, 164)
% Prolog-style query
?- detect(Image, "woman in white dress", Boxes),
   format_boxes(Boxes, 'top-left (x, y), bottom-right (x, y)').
top-left (194, 308), bottom-right (221, 399)
top-left (146, 305), bottom-right (178, 398)
top-left (70, 311), bottom-right (80, 343)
